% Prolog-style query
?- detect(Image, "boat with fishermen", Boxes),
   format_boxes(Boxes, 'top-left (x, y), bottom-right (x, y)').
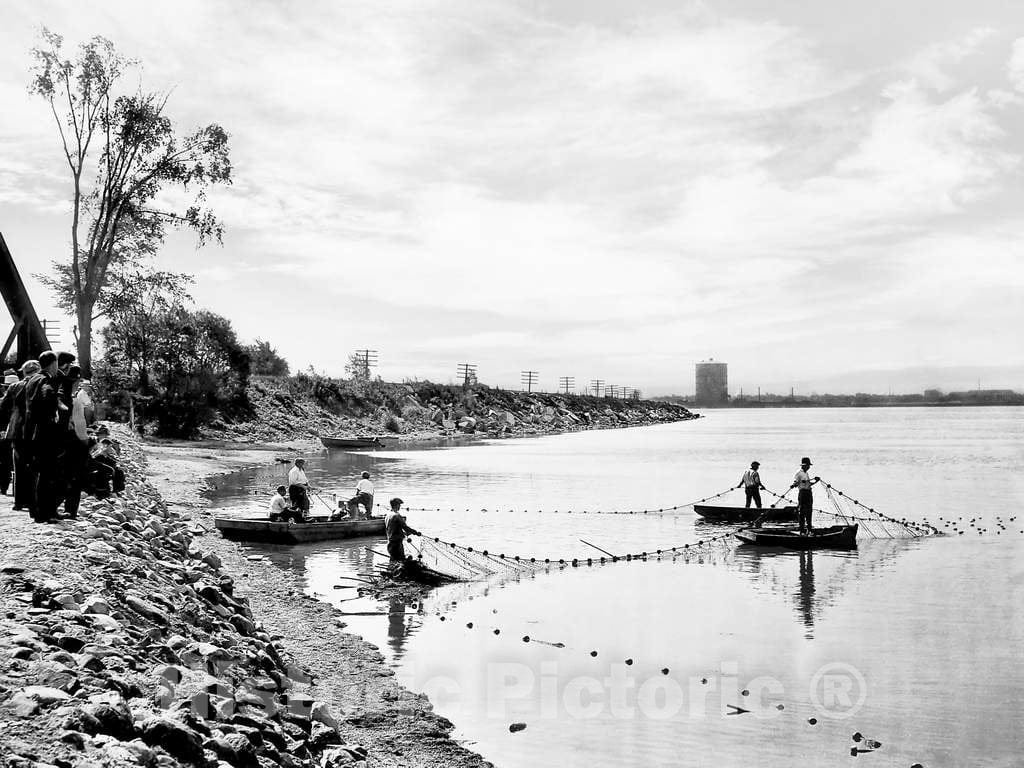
top-left (320, 435), bottom-right (400, 450)
top-left (693, 504), bottom-right (798, 523)
top-left (214, 515), bottom-right (385, 543)
top-left (734, 524), bottom-right (859, 550)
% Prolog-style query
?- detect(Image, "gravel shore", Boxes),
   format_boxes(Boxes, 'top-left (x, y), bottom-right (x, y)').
top-left (0, 428), bottom-right (488, 768)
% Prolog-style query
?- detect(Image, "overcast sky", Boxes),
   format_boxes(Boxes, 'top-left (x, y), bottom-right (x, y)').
top-left (3, 0), bottom-right (1024, 395)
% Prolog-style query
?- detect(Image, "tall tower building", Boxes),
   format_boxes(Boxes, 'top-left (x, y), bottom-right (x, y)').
top-left (695, 360), bottom-right (728, 405)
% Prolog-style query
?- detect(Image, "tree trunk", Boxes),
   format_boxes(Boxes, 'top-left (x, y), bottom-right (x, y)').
top-left (76, 301), bottom-right (94, 378)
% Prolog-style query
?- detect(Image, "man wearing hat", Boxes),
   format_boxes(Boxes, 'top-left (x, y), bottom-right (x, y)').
top-left (790, 457), bottom-right (821, 535)
top-left (0, 371), bottom-right (19, 494)
top-left (287, 458), bottom-right (311, 520)
top-left (2, 360), bottom-right (41, 510)
top-left (737, 461), bottom-right (766, 509)
top-left (25, 351), bottom-right (65, 522)
top-left (384, 498), bottom-right (420, 563)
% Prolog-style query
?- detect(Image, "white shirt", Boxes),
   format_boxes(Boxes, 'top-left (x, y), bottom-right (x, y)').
top-left (356, 478), bottom-right (374, 495)
top-left (269, 494), bottom-right (289, 516)
top-left (288, 466), bottom-right (308, 486)
top-left (793, 469), bottom-right (813, 490)
top-left (71, 390), bottom-right (90, 441)
top-left (741, 469), bottom-right (761, 488)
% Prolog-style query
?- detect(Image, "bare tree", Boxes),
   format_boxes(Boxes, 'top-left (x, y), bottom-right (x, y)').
top-left (30, 29), bottom-right (231, 375)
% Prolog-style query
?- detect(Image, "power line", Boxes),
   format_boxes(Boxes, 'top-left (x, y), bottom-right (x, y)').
top-left (558, 376), bottom-right (575, 395)
top-left (353, 349), bottom-right (378, 378)
top-left (590, 379), bottom-right (604, 397)
top-left (457, 363), bottom-right (477, 386)
top-left (521, 370), bottom-right (538, 393)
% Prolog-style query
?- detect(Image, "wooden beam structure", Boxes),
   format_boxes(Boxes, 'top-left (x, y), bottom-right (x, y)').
top-left (0, 232), bottom-right (51, 367)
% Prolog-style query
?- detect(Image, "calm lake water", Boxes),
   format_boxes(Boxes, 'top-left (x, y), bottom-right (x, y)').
top-left (207, 407), bottom-right (1024, 767)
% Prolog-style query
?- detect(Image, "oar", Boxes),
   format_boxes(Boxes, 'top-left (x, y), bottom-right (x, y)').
top-left (310, 489), bottom-right (336, 514)
top-left (579, 539), bottom-right (617, 558)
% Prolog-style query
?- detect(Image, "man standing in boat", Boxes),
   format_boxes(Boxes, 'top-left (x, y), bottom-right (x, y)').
top-left (737, 461), bottom-right (766, 509)
top-left (385, 497), bottom-right (420, 563)
top-left (791, 457), bottom-right (821, 535)
top-left (287, 458), bottom-right (311, 521)
top-left (354, 471), bottom-right (374, 518)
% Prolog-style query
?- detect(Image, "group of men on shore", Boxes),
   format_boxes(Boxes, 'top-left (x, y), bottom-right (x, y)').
top-left (738, 457), bottom-right (821, 533)
top-left (0, 351), bottom-right (120, 523)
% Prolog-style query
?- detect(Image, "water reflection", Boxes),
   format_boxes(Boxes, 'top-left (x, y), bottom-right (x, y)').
top-left (732, 540), bottom-right (916, 638)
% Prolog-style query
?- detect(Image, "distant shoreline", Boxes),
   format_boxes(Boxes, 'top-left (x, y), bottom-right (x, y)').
top-left (684, 401), bottom-right (1024, 410)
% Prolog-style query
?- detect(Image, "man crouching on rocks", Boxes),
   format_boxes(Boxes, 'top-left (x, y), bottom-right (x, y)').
top-left (385, 498), bottom-right (420, 563)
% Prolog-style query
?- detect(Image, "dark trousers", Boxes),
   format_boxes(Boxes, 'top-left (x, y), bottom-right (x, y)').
top-left (12, 440), bottom-right (34, 511)
top-left (62, 439), bottom-right (89, 518)
top-left (387, 538), bottom-right (405, 562)
top-left (356, 492), bottom-right (374, 518)
top-left (33, 446), bottom-right (62, 521)
top-left (288, 485), bottom-right (309, 515)
top-left (744, 486), bottom-right (762, 509)
top-left (0, 439), bottom-right (11, 494)
top-left (798, 489), bottom-right (813, 532)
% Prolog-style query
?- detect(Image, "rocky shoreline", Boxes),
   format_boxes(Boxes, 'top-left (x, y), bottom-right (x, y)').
top-left (0, 426), bottom-right (489, 768)
top-left (201, 377), bottom-right (697, 445)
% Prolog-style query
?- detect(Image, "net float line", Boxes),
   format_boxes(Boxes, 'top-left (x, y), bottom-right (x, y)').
top-left (375, 485), bottom-right (740, 517)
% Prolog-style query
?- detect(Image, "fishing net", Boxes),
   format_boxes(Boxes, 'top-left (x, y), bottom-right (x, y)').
top-left (764, 481), bottom-right (941, 539)
top-left (408, 530), bottom-right (736, 582)
top-left (398, 479), bottom-right (940, 582)
top-left (390, 486), bottom-right (739, 516)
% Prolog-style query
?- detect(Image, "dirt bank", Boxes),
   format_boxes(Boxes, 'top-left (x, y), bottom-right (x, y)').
top-left (0, 428), bottom-right (488, 768)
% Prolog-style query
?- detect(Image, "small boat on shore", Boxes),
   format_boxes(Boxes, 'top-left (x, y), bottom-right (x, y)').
top-left (214, 516), bottom-right (385, 543)
top-left (693, 504), bottom-right (798, 523)
top-left (320, 435), bottom-right (399, 450)
top-left (734, 524), bottom-right (858, 550)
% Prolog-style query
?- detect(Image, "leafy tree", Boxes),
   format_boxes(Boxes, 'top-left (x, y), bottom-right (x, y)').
top-left (30, 29), bottom-right (231, 376)
top-left (147, 308), bottom-right (251, 437)
top-left (96, 263), bottom-right (194, 390)
top-left (246, 339), bottom-right (290, 377)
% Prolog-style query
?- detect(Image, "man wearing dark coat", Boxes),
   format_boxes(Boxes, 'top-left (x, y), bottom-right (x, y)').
top-left (24, 351), bottom-right (64, 522)
top-left (2, 360), bottom-right (41, 511)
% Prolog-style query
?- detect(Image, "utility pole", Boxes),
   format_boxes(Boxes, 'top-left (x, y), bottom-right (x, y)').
top-left (41, 319), bottom-right (61, 348)
top-left (589, 379), bottom-right (604, 397)
top-left (607, 384), bottom-right (618, 398)
top-left (558, 376), bottom-right (575, 395)
top-left (521, 370), bottom-right (538, 393)
top-left (353, 349), bottom-right (378, 378)
top-left (457, 363), bottom-right (477, 387)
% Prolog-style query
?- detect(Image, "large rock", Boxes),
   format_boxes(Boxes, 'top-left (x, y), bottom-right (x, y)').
top-left (139, 716), bottom-right (204, 762)
top-left (124, 596), bottom-right (170, 625)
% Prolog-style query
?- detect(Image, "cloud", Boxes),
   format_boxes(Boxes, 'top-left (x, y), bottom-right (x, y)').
top-left (1008, 36), bottom-right (1024, 91)
top-left (3, 1), bottom-right (1024, 391)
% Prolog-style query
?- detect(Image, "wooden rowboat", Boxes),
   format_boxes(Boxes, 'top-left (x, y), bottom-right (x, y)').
top-left (693, 504), bottom-right (798, 523)
top-left (320, 435), bottom-right (398, 449)
top-left (734, 524), bottom-right (858, 550)
top-left (214, 516), bottom-right (385, 543)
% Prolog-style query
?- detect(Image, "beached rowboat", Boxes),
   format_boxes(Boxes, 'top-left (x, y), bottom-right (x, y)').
top-left (693, 504), bottom-right (798, 523)
top-left (320, 435), bottom-right (399, 449)
top-left (734, 524), bottom-right (858, 550)
top-left (214, 516), bottom-right (385, 543)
